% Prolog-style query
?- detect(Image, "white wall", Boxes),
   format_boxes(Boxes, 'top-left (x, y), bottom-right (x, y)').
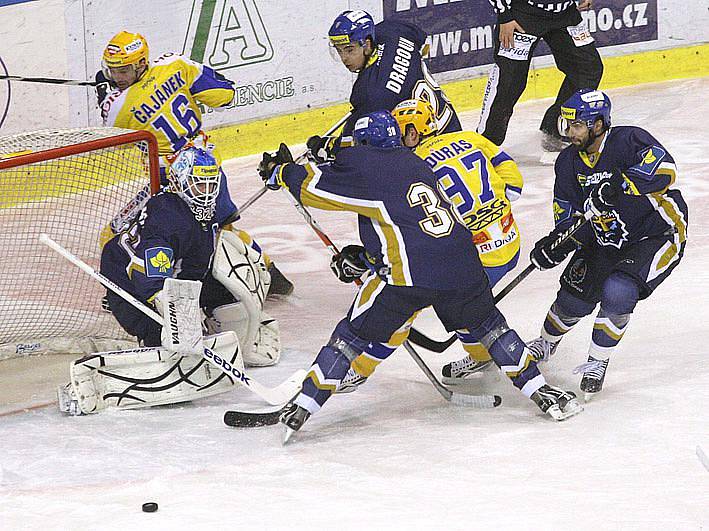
top-left (0, 0), bottom-right (707, 135)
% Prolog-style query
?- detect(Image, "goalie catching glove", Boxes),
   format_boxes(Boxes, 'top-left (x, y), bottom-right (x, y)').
top-left (331, 244), bottom-right (369, 283)
top-left (258, 143), bottom-right (294, 190)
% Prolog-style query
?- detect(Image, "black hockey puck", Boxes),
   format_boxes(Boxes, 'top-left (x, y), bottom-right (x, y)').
top-left (142, 502), bottom-right (158, 513)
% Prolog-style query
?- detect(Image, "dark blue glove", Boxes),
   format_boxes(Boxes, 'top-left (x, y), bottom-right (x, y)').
top-left (330, 245), bottom-right (368, 283)
top-left (258, 143), bottom-right (294, 189)
top-left (530, 226), bottom-right (578, 271)
top-left (306, 135), bottom-right (337, 163)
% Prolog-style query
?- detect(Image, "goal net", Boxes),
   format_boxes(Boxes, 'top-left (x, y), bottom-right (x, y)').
top-left (0, 128), bottom-right (160, 359)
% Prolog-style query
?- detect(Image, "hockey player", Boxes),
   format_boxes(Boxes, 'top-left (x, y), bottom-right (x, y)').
top-left (337, 99), bottom-right (524, 391)
top-left (477, 0), bottom-right (603, 151)
top-left (258, 110), bottom-right (582, 441)
top-left (306, 10), bottom-right (461, 162)
top-left (99, 30), bottom-right (293, 295)
top-left (58, 147), bottom-right (280, 415)
top-left (100, 146), bottom-right (280, 368)
top-left (527, 89), bottom-right (688, 399)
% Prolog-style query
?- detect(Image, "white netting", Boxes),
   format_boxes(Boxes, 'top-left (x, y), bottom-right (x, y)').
top-left (0, 127), bottom-right (158, 359)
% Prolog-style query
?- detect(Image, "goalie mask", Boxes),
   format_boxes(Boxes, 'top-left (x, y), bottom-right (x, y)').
top-left (102, 31), bottom-right (149, 90)
top-left (168, 147), bottom-right (221, 222)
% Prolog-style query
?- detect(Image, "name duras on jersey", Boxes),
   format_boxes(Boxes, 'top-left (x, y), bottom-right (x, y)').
top-left (422, 139), bottom-right (474, 168)
top-left (130, 71), bottom-right (188, 124)
top-left (385, 37), bottom-right (416, 95)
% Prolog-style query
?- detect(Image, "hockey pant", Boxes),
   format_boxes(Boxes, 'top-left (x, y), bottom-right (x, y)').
top-left (539, 236), bottom-right (686, 360)
top-left (294, 276), bottom-right (545, 414)
top-left (349, 257), bottom-right (520, 378)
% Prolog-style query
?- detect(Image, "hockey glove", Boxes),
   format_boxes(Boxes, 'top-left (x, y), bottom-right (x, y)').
top-left (258, 143), bottom-right (294, 190)
top-left (330, 245), bottom-right (368, 283)
top-left (306, 135), bottom-right (337, 163)
top-left (584, 170), bottom-right (624, 217)
top-left (530, 227), bottom-right (578, 271)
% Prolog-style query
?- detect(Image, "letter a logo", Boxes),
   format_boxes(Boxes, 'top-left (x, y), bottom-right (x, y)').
top-left (183, 0), bottom-right (274, 72)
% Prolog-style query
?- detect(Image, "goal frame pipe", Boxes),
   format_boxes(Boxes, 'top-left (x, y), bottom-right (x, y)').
top-left (0, 129), bottom-right (161, 194)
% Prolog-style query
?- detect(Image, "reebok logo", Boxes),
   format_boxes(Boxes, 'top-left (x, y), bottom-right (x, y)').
top-left (204, 347), bottom-right (250, 384)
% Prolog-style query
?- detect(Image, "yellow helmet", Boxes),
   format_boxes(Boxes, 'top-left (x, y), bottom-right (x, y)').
top-left (102, 31), bottom-right (149, 69)
top-left (392, 99), bottom-right (438, 137)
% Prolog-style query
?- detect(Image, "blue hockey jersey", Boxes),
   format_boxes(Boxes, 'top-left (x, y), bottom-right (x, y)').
top-left (553, 126), bottom-right (688, 250)
top-left (100, 192), bottom-right (217, 304)
top-left (341, 20), bottom-right (461, 143)
top-left (275, 145), bottom-right (488, 290)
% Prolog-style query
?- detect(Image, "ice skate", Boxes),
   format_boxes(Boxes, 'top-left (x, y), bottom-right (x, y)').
top-left (279, 402), bottom-right (311, 444)
top-left (575, 356), bottom-right (610, 401)
top-left (441, 356), bottom-right (494, 384)
top-left (267, 263), bottom-right (294, 297)
top-left (335, 368), bottom-right (368, 394)
top-left (526, 336), bottom-right (560, 362)
top-left (530, 384), bottom-right (583, 421)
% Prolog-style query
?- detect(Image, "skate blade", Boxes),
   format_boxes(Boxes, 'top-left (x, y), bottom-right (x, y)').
top-left (546, 398), bottom-right (584, 421)
top-left (282, 425), bottom-right (296, 445)
top-left (583, 391), bottom-right (599, 402)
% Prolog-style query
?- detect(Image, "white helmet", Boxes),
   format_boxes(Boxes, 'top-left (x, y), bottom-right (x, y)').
top-left (168, 147), bottom-right (221, 222)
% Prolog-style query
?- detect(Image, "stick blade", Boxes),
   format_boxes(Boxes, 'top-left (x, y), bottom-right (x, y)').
top-left (449, 393), bottom-right (501, 408)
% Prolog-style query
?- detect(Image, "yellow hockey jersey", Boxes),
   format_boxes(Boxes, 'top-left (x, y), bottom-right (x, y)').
top-left (415, 131), bottom-right (524, 268)
top-left (101, 53), bottom-right (234, 155)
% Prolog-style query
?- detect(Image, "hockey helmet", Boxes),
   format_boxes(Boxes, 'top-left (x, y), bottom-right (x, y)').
top-left (102, 31), bottom-right (149, 69)
top-left (559, 89), bottom-right (612, 135)
top-left (168, 147), bottom-right (221, 222)
top-left (329, 10), bottom-right (375, 47)
top-left (353, 110), bottom-right (402, 149)
top-left (392, 99), bottom-right (438, 138)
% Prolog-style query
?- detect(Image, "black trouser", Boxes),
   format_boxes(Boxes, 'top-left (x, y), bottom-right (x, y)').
top-left (477, 7), bottom-right (603, 145)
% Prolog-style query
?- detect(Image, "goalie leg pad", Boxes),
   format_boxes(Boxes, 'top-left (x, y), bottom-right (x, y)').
top-left (211, 304), bottom-right (281, 367)
top-left (211, 230), bottom-right (281, 366)
top-left (62, 331), bottom-right (243, 414)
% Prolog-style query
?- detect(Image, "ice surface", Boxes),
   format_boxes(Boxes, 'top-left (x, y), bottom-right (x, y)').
top-left (1, 79), bottom-right (707, 529)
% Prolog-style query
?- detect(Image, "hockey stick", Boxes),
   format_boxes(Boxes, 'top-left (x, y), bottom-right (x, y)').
top-left (419, 210), bottom-right (596, 353)
top-left (38, 233), bottom-right (305, 406)
top-left (0, 74), bottom-right (98, 87)
top-left (236, 111), bottom-right (353, 216)
top-left (223, 340), bottom-right (501, 427)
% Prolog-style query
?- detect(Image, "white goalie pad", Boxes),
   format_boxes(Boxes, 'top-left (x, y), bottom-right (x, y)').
top-left (58, 331), bottom-right (243, 415)
top-left (157, 278), bottom-right (203, 355)
top-left (211, 230), bottom-right (281, 367)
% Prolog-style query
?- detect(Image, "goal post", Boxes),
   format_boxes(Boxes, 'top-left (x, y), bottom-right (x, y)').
top-left (0, 128), bottom-right (160, 359)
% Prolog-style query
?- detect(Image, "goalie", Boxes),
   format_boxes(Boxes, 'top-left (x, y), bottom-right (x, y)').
top-left (58, 147), bottom-right (280, 414)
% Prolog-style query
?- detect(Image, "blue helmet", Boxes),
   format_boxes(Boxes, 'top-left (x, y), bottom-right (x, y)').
top-left (560, 89), bottom-right (612, 131)
top-left (353, 111), bottom-right (402, 149)
top-left (168, 147), bottom-right (221, 222)
top-left (329, 10), bottom-right (375, 47)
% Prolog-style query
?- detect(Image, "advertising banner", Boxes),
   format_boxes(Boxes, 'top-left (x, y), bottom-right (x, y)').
top-left (383, 0), bottom-right (658, 74)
